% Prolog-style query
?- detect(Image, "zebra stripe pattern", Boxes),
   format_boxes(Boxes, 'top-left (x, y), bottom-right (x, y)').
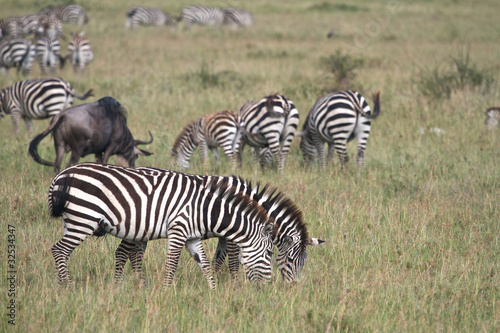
top-left (0, 77), bottom-right (93, 137)
top-left (0, 38), bottom-right (35, 75)
top-left (38, 4), bottom-right (87, 27)
top-left (299, 90), bottom-right (380, 171)
top-left (126, 7), bottom-right (179, 29)
top-left (171, 110), bottom-right (241, 169)
top-left (115, 175), bottom-right (324, 284)
top-left (485, 107), bottom-right (500, 130)
top-left (48, 163), bottom-right (274, 289)
top-left (238, 94), bottom-right (300, 175)
top-left (19, 14), bottom-right (40, 36)
top-left (181, 5), bottom-right (225, 30)
top-left (0, 17), bottom-right (24, 39)
top-left (223, 8), bottom-right (254, 28)
top-left (35, 37), bottom-right (61, 74)
top-left (67, 32), bottom-right (94, 74)
top-left (35, 15), bottom-right (63, 40)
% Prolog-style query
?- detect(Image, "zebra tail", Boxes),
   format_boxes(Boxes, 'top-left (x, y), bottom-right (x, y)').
top-left (58, 54), bottom-right (66, 69)
top-left (75, 88), bottom-right (94, 100)
top-left (28, 116), bottom-right (64, 168)
top-left (48, 174), bottom-right (72, 218)
top-left (370, 91), bottom-right (381, 119)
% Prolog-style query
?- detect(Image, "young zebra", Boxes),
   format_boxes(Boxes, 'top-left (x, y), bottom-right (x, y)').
top-left (0, 38), bottom-right (35, 75)
top-left (0, 77), bottom-right (93, 137)
top-left (299, 90), bottom-right (381, 171)
top-left (48, 163), bottom-right (274, 289)
top-left (114, 174), bottom-right (324, 284)
top-left (38, 4), bottom-right (88, 27)
top-left (171, 110), bottom-right (241, 169)
top-left (35, 37), bottom-right (62, 74)
top-left (181, 5), bottom-right (225, 30)
top-left (125, 6), bottom-right (180, 29)
top-left (237, 94), bottom-right (300, 175)
top-left (485, 107), bottom-right (500, 130)
top-left (66, 32), bottom-right (94, 74)
top-left (223, 8), bottom-right (254, 28)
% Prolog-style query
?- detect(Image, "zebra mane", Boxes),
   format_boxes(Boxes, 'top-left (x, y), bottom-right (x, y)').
top-left (171, 120), bottom-right (196, 155)
top-left (230, 175), bottom-right (309, 247)
top-left (205, 178), bottom-right (276, 234)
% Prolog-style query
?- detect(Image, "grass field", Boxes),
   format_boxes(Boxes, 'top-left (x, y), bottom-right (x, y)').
top-left (1, 0), bottom-right (499, 332)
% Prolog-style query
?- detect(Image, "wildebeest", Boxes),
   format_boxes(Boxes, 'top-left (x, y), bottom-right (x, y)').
top-left (29, 96), bottom-right (153, 173)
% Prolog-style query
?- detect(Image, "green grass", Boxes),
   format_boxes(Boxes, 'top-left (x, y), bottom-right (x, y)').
top-left (1, 0), bottom-right (500, 332)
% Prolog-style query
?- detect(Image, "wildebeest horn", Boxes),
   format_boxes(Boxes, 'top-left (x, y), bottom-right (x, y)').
top-left (134, 131), bottom-right (153, 146)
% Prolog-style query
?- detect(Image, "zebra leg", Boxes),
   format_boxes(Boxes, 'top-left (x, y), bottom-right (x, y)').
top-left (327, 144), bottom-right (336, 164)
top-left (313, 137), bottom-right (326, 169)
top-left (24, 118), bottom-right (34, 137)
top-left (212, 238), bottom-right (228, 273)
top-left (227, 240), bottom-right (241, 281)
top-left (211, 147), bottom-right (220, 163)
top-left (185, 239), bottom-right (216, 290)
top-left (115, 240), bottom-right (147, 283)
top-left (130, 242), bottom-right (148, 284)
top-left (10, 111), bottom-right (22, 138)
top-left (278, 132), bottom-right (295, 174)
top-left (199, 138), bottom-right (209, 166)
top-left (52, 220), bottom-right (93, 285)
top-left (334, 140), bottom-right (349, 170)
top-left (356, 147), bottom-right (365, 172)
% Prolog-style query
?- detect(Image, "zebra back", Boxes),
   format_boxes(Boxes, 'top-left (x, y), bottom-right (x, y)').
top-left (223, 8), bottom-right (254, 28)
top-left (126, 6), bottom-right (179, 29)
top-left (39, 4), bottom-right (87, 27)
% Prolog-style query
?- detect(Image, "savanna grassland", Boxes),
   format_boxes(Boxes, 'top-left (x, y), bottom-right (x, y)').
top-left (1, 0), bottom-right (499, 332)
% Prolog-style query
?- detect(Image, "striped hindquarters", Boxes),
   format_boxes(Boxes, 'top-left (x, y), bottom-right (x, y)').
top-left (36, 15), bottom-right (63, 40)
top-left (35, 37), bottom-right (61, 74)
top-left (0, 38), bottom-right (35, 75)
top-left (39, 4), bottom-right (87, 27)
top-left (67, 33), bottom-right (94, 74)
top-left (181, 5), bottom-right (224, 30)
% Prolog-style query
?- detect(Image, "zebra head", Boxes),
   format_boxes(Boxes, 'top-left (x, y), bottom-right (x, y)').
top-left (239, 220), bottom-right (274, 282)
top-left (298, 125), bottom-right (317, 165)
top-left (171, 120), bottom-right (200, 169)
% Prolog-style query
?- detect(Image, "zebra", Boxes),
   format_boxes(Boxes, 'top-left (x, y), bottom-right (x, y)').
top-left (181, 5), bottom-right (225, 30)
top-left (35, 36), bottom-right (63, 74)
top-left (0, 77), bottom-right (93, 137)
top-left (171, 110), bottom-right (242, 169)
top-left (0, 17), bottom-right (24, 40)
top-left (0, 38), bottom-right (35, 75)
top-left (223, 8), bottom-right (254, 28)
top-left (113, 174), bottom-right (324, 284)
top-left (35, 15), bottom-right (63, 40)
top-left (38, 4), bottom-right (88, 27)
top-left (298, 90), bottom-right (381, 171)
top-left (125, 6), bottom-right (180, 29)
top-left (485, 107), bottom-right (500, 130)
top-left (66, 32), bottom-right (94, 74)
top-left (48, 163), bottom-right (274, 289)
top-left (237, 94), bottom-right (300, 175)
top-left (19, 14), bottom-right (41, 36)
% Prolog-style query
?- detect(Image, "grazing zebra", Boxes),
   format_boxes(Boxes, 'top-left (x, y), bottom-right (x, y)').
top-left (38, 4), bottom-right (88, 27)
top-left (35, 37), bottom-right (62, 74)
top-left (299, 90), bottom-right (381, 171)
top-left (48, 163), bottom-right (274, 289)
top-left (35, 15), bottom-right (63, 40)
top-left (0, 77), bottom-right (93, 137)
top-left (237, 94), bottom-right (300, 175)
top-left (114, 174), bottom-right (324, 284)
top-left (66, 32), bottom-right (94, 74)
top-left (0, 38), bottom-right (35, 75)
top-left (125, 6), bottom-right (180, 29)
top-left (223, 8), bottom-right (254, 28)
top-left (181, 5), bottom-right (225, 30)
top-left (19, 14), bottom-right (41, 36)
top-left (171, 110), bottom-right (241, 169)
top-left (485, 107), bottom-right (500, 130)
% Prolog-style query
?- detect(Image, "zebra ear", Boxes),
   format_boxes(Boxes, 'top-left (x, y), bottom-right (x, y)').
top-left (306, 237), bottom-right (325, 246)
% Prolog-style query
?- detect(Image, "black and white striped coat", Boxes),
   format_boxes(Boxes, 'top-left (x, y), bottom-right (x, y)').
top-left (299, 90), bottom-right (380, 171)
top-left (0, 17), bottom-right (24, 40)
top-left (223, 8), bottom-right (253, 28)
top-left (171, 110), bottom-right (241, 169)
top-left (0, 77), bottom-right (93, 137)
top-left (125, 6), bottom-right (179, 29)
top-left (66, 32), bottom-right (94, 74)
top-left (0, 38), bottom-right (35, 75)
top-left (181, 5), bottom-right (225, 30)
top-left (38, 4), bottom-right (87, 27)
top-left (35, 37), bottom-right (62, 74)
top-left (485, 107), bottom-right (500, 130)
top-left (237, 94), bottom-right (300, 175)
top-left (115, 174), bottom-right (324, 284)
top-left (35, 15), bottom-right (63, 40)
top-left (48, 163), bottom-right (274, 289)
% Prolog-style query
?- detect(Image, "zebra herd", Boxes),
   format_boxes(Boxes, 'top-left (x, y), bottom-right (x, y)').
top-left (126, 5), bottom-right (254, 30)
top-left (0, 4), bottom-right (93, 75)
